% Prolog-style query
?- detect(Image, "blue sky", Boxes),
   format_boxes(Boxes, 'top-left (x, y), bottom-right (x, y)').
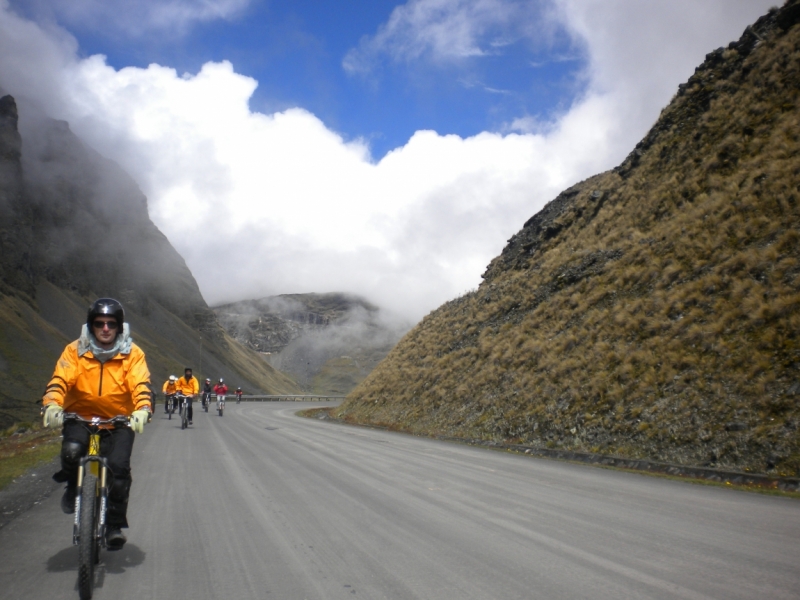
top-left (14, 0), bottom-right (581, 158)
top-left (0, 0), bottom-right (777, 320)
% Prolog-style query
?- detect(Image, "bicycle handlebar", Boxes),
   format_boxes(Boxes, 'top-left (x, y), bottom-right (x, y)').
top-left (63, 413), bottom-right (131, 427)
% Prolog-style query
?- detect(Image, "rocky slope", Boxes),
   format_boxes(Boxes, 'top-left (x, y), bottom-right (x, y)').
top-left (0, 95), bottom-right (297, 429)
top-left (335, 1), bottom-right (800, 477)
top-left (214, 293), bottom-right (407, 394)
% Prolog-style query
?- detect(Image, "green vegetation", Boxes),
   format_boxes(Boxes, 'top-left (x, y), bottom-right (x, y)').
top-left (335, 4), bottom-right (800, 477)
top-left (313, 356), bottom-right (363, 395)
top-left (0, 425), bottom-right (60, 490)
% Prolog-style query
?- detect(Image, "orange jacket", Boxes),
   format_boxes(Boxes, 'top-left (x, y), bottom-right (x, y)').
top-left (43, 340), bottom-right (152, 419)
top-left (175, 375), bottom-right (199, 396)
top-left (163, 380), bottom-right (178, 394)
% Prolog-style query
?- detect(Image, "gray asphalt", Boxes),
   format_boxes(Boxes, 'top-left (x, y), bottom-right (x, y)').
top-left (1, 401), bottom-right (798, 600)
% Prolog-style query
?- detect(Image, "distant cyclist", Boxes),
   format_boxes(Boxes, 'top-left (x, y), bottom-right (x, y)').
top-left (202, 378), bottom-right (212, 409)
top-left (175, 367), bottom-right (199, 424)
top-left (235, 387), bottom-right (242, 404)
top-left (213, 378), bottom-right (228, 410)
top-left (162, 375), bottom-right (178, 413)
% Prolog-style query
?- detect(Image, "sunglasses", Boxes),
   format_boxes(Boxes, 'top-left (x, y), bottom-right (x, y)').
top-left (92, 320), bottom-right (119, 330)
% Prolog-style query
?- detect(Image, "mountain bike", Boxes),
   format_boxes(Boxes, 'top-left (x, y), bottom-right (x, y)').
top-left (177, 393), bottom-right (189, 429)
top-left (202, 391), bottom-right (210, 413)
top-left (63, 413), bottom-right (130, 600)
top-left (166, 394), bottom-right (175, 420)
top-left (217, 394), bottom-right (225, 417)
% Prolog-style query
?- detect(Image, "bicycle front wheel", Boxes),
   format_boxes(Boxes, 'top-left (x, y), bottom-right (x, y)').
top-left (78, 472), bottom-right (98, 600)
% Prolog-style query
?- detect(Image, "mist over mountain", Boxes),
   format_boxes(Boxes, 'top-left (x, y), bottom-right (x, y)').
top-left (0, 93), bottom-right (297, 428)
top-left (214, 293), bottom-right (409, 394)
top-left (335, 2), bottom-right (800, 477)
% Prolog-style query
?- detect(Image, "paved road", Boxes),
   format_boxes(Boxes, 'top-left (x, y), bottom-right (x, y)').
top-left (1, 402), bottom-right (798, 599)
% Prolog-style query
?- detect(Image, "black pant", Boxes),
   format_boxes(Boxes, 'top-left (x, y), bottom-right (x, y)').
top-left (58, 421), bottom-right (135, 528)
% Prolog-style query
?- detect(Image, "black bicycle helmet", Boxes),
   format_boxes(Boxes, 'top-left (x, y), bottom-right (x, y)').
top-left (87, 298), bottom-right (124, 329)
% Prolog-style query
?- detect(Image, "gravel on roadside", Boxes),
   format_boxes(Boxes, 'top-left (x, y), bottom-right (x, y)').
top-left (0, 456), bottom-right (62, 530)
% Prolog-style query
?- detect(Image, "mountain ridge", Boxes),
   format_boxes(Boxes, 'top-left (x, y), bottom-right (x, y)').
top-left (214, 292), bottom-right (407, 394)
top-left (334, 1), bottom-right (800, 477)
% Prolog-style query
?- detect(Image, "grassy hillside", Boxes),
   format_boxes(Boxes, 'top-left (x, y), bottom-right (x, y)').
top-left (335, 2), bottom-right (800, 477)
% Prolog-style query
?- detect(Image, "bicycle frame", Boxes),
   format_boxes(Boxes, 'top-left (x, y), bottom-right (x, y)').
top-left (63, 413), bottom-right (129, 600)
top-left (66, 415), bottom-right (128, 546)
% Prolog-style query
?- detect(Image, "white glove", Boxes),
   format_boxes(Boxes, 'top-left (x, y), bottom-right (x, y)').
top-left (130, 409), bottom-right (149, 434)
top-left (43, 403), bottom-right (64, 428)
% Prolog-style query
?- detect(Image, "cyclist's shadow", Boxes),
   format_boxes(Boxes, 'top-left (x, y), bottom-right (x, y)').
top-left (47, 543), bottom-right (146, 590)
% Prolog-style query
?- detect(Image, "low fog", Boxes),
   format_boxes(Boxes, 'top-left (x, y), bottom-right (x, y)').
top-left (0, 1), bottom-right (776, 322)
top-left (268, 307), bottom-right (408, 390)
top-left (214, 293), bottom-right (410, 390)
top-left (3, 94), bottom-right (207, 322)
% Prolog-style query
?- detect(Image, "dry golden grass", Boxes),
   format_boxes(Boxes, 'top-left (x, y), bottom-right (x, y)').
top-left (335, 5), bottom-right (800, 476)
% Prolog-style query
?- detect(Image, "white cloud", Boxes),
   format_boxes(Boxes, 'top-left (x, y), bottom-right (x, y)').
top-left (0, 0), bottom-right (777, 322)
top-left (343, 0), bottom-right (536, 74)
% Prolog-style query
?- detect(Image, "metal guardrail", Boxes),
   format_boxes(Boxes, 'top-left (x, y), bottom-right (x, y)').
top-left (211, 395), bottom-right (345, 402)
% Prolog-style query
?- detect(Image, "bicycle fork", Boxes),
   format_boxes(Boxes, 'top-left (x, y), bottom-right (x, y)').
top-left (73, 433), bottom-right (109, 548)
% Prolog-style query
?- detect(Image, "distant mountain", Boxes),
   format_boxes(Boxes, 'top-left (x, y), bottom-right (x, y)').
top-left (0, 95), bottom-right (297, 429)
top-left (335, 2), bottom-right (800, 476)
top-left (214, 293), bottom-right (409, 394)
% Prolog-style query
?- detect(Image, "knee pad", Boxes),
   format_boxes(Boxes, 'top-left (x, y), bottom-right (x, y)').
top-left (109, 476), bottom-right (131, 503)
top-left (61, 441), bottom-right (84, 467)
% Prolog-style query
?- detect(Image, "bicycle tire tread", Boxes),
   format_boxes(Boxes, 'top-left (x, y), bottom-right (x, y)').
top-left (78, 472), bottom-right (97, 600)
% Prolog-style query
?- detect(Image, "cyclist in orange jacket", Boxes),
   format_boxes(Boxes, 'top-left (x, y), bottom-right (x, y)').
top-left (163, 374), bottom-right (178, 413)
top-left (42, 298), bottom-right (151, 550)
top-left (175, 367), bottom-right (200, 423)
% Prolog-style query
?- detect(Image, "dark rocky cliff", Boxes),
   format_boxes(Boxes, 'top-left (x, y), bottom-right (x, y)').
top-left (0, 95), bottom-right (34, 299)
top-left (18, 108), bottom-right (209, 327)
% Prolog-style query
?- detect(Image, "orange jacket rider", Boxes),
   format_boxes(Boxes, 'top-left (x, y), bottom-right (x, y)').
top-left (43, 329), bottom-right (151, 419)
